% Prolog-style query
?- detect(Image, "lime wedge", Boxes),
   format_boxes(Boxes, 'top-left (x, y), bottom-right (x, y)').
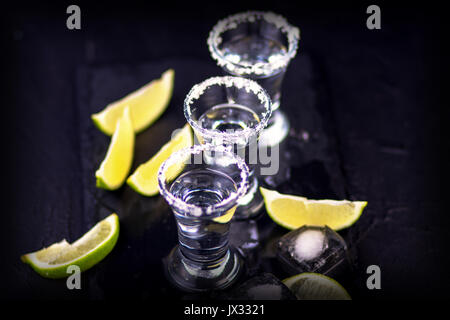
top-left (283, 273), bottom-right (351, 300)
top-left (95, 107), bottom-right (135, 190)
top-left (127, 124), bottom-right (193, 196)
top-left (91, 69), bottom-right (174, 135)
top-left (260, 187), bottom-right (367, 230)
top-left (212, 207), bottom-right (236, 223)
top-left (21, 214), bottom-right (119, 279)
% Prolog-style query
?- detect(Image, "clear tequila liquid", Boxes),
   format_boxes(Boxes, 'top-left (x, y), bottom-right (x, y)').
top-left (169, 168), bottom-right (237, 262)
top-left (198, 103), bottom-right (260, 134)
top-left (198, 103), bottom-right (260, 168)
top-left (197, 103), bottom-right (263, 217)
top-left (221, 35), bottom-right (288, 108)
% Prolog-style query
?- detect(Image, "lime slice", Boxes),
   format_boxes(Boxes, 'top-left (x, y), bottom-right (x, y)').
top-left (95, 107), bottom-right (134, 190)
top-left (127, 124), bottom-right (193, 196)
top-left (21, 213), bottom-right (119, 279)
top-left (213, 207), bottom-right (236, 223)
top-left (260, 187), bottom-right (367, 230)
top-left (283, 273), bottom-right (351, 300)
top-left (91, 69), bottom-right (174, 135)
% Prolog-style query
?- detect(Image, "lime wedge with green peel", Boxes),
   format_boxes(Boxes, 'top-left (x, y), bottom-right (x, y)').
top-left (260, 187), bottom-right (367, 230)
top-left (95, 107), bottom-right (134, 190)
top-left (91, 69), bottom-right (174, 135)
top-left (283, 273), bottom-right (351, 300)
top-left (21, 213), bottom-right (119, 279)
top-left (127, 124), bottom-right (193, 196)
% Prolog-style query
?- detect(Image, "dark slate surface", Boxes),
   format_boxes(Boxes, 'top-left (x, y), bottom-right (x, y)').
top-left (1, 2), bottom-right (448, 300)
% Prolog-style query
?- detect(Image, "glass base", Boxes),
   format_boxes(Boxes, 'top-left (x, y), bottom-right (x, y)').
top-left (164, 246), bottom-right (243, 292)
top-left (234, 176), bottom-right (264, 220)
top-left (258, 109), bottom-right (290, 148)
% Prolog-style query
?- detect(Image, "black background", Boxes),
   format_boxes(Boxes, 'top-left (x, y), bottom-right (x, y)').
top-left (1, 0), bottom-right (448, 303)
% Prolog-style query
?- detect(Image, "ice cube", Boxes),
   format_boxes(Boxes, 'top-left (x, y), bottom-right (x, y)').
top-left (277, 226), bottom-right (348, 276)
top-left (225, 273), bottom-right (296, 300)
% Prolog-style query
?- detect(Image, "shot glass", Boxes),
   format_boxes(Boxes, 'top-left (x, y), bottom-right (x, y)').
top-left (184, 76), bottom-right (272, 219)
top-left (158, 144), bottom-right (249, 292)
top-left (208, 11), bottom-right (300, 147)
